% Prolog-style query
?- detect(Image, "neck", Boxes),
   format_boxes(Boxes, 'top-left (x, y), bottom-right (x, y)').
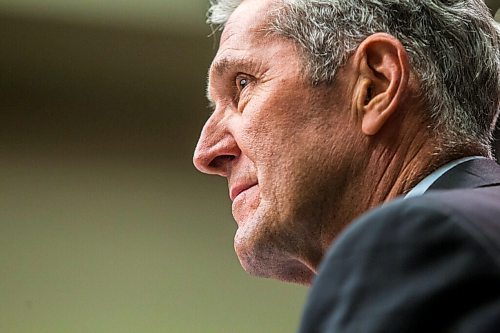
top-left (318, 117), bottom-right (453, 256)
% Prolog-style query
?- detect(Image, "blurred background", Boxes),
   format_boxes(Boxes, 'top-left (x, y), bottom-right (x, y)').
top-left (1, 1), bottom-right (499, 332)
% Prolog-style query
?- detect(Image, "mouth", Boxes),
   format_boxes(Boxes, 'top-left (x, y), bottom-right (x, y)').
top-left (230, 183), bottom-right (258, 201)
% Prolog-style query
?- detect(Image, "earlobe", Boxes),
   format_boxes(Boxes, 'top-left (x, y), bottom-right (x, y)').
top-left (353, 33), bottom-right (409, 136)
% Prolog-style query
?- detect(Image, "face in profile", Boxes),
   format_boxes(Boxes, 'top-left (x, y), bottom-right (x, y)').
top-left (193, 0), bottom-right (363, 284)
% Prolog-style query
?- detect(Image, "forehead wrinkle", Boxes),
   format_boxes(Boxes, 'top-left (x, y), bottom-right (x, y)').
top-left (219, 29), bottom-right (238, 47)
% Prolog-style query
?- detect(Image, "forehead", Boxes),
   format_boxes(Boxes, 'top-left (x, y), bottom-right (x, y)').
top-left (218, 0), bottom-right (276, 47)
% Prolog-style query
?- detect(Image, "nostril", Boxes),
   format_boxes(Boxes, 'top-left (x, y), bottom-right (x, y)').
top-left (209, 155), bottom-right (236, 169)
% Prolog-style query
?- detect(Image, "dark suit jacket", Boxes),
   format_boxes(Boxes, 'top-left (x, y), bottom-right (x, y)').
top-left (298, 158), bottom-right (500, 333)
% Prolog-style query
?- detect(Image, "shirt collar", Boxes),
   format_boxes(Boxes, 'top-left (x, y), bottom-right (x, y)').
top-left (404, 156), bottom-right (486, 199)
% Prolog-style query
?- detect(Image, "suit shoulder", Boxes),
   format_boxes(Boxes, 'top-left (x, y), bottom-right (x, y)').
top-left (330, 187), bottom-right (500, 269)
top-left (300, 188), bottom-right (500, 333)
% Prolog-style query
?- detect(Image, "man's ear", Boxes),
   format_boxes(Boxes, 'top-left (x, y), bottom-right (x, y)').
top-left (352, 33), bottom-right (409, 136)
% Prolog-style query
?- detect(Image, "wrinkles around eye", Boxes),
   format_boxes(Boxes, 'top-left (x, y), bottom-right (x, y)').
top-left (234, 74), bottom-right (254, 107)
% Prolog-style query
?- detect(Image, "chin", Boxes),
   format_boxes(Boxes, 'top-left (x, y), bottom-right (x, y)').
top-left (234, 227), bottom-right (315, 285)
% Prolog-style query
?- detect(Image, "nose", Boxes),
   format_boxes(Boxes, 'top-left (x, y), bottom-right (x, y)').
top-left (193, 113), bottom-right (240, 177)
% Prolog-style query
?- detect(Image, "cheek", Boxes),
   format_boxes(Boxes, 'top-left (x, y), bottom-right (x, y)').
top-left (240, 101), bottom-right (303, 151)
top-left (236, 84), bottom-right (343, 180)
top-left (239, 120), bottom-right (294, 174)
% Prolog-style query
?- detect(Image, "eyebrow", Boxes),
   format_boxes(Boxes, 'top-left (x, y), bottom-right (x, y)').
top-left (210, 56), bottom-right (257, 79)
top-left (205, 72), bottom-right (216, 109)
top-left (211, 57), bottom-right (233, 77)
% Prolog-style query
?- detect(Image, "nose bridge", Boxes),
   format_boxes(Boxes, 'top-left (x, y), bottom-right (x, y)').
top-left (193, 111), bottom-right (238, 176)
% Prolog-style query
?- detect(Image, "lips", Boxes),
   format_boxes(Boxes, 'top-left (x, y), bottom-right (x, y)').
top-left (230, 183), bottom-right (258, 201)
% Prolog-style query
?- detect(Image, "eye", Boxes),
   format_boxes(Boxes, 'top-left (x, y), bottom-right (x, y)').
top-left (235, 75), bottom-right (251, 92)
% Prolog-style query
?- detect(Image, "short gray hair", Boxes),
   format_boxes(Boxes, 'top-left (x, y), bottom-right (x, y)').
top-left (208, 0), bottom-right (500, 155)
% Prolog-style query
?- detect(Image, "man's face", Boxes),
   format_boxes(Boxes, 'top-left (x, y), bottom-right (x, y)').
top-left (194, 0), bottom-right (362, 284)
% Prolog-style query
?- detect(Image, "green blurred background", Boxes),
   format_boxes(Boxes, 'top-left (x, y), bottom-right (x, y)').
top-left (1, 1), bottom-right (499, 332)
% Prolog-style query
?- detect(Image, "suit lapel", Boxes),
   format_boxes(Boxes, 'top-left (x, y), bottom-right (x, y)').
top-left (429, 158), bottom-right (500, 191)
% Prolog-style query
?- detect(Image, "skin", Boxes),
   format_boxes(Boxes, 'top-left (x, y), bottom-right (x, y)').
top-left (193, 0), bottom-right (455, 285)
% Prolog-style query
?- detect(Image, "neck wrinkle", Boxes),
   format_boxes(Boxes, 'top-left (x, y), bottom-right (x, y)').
top-left (365, 127), bottom-right (443, 209)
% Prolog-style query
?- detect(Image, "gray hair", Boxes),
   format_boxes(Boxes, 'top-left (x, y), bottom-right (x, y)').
top-left (208, 0), bottom-right (500, 155)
